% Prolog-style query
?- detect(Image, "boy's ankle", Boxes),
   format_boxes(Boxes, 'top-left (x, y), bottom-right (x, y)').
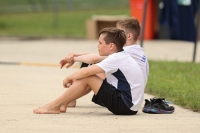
top-left (67, 100), bottom-right (76, 107)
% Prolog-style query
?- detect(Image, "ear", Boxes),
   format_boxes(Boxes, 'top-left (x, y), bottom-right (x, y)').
top-left (109, 43), bottom-right (116, 51)
top-left (127, 33), bottom-right (133, 40)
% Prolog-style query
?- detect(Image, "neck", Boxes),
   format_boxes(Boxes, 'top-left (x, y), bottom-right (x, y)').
top-left (124, 40), bottom-right (137, 46)
top-left (108, 50), bottom-right (118, 55)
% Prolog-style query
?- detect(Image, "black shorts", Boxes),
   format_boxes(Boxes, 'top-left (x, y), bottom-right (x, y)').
top-left (92, 79), bottom-right (138, 115)
top-left (80, 62), bottom-right (89, 68)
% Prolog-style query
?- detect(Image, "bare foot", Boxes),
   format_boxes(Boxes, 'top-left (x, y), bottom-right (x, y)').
top-left (60, 105), bottom-right (67, 113)
top-left (33, 104), bottom-right (60, 114)
top-left (60, 100), bottom-right (76, 113)
top-left (67, 100), bottom-right (76, 107)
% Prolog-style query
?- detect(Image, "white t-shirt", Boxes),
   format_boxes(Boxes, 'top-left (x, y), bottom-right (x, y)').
top-left (123, 44), bottom-right (149, 86)
top-left (96, 51), bottom-right (144, 111)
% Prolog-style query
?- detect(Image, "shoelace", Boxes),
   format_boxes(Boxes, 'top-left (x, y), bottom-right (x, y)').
top-left (151, 97), bottom-right (173, 106)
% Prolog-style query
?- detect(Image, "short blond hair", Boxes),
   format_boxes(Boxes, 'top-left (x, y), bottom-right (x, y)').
top-left (116, 17), bottom-right (141, 41)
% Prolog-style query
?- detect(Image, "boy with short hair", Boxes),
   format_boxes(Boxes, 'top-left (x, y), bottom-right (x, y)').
top-left (60, 17), bottom-right (149, 108)
top-left (33, 27), bottom-right (145, 115)
top-left (61, 17), bottom-right (148, 85)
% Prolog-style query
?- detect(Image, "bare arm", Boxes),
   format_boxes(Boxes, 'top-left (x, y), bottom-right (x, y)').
top-left (63, 65), bottom-right (104, 87)
top-left (74, 53), bottom-right (107, 64)
top-left (60, 52), bottom-right (91, 68)
top-left (60, 53), bottom-right (107, 68)
top-left (75, 53), bottom-right (91, 56)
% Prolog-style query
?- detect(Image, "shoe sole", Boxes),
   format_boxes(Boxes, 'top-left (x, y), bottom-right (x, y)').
top-left (143, 107), bottom-right (174, 114)
top-left (142, 107), bottom-right (151, 113)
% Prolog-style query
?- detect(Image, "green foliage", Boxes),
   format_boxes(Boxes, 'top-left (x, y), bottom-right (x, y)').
top-left (146, 60), bottom-right (200, 112)
top-left (0, 8), bottom-right (130, 37)
top-left (0, 0), bottom-right (129, 13)
top-left (0, 21), bottom-right (7, 29)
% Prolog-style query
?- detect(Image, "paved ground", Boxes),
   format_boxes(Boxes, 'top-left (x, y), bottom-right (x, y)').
top-left (0, 38), bottom-right (199, 133)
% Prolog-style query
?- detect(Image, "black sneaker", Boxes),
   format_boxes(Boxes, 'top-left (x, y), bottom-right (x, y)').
top-left (142, 99), bottom-right (152, 113)
top-left (142, 98), bottom-right (175, 114)
top-left (150, 98), bottom-right (175, 114)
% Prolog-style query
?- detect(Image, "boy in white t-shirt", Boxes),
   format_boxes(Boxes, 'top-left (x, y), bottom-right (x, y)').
top-left (33, 27), bottom-right (144, 115)
top-left (60, 17), bottom-right (149, 108)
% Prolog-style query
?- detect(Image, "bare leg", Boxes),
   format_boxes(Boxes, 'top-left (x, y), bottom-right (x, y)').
top-left (60, 86), bottom-right (91, 112)
top-left (33, 75), bottom-right (103, 114)
top-left (66, 100), bottom-right (76, 107)
top-left (65, 73), bottom-right (106, 109)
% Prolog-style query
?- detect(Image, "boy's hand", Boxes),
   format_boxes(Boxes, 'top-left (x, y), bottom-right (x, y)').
top-left (66, 53), bottom-right (76, 62)
top-left (63, 77), bottom-right (73, 88)
top-left (59, 59), bottom-right (67, 68)
top-left (60, 53), bottom-right (76, 69)
top-left (59, 59), bottom-right (74, 69)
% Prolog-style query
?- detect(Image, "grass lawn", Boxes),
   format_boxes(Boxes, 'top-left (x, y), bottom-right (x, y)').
top-left (0, 8), bottom-right (130, 37)
top-left (146, 60), bottom-right (200, 112)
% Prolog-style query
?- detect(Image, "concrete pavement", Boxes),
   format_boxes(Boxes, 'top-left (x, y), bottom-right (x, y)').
top-left (0, 38), bottom-right (199, 133)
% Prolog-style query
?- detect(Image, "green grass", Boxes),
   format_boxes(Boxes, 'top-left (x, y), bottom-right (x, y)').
top-left (0, 0), bottom-right (128, 8)
top-left (0, 8), bottom-right (130, 37)
top-left (146, 60), bottom-right (200, 112)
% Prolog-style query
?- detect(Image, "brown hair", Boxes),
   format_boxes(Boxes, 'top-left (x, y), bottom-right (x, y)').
top-left (98, 27), bottom-right (126, 51)
top-left (116, 17), bottom-right (141, 41)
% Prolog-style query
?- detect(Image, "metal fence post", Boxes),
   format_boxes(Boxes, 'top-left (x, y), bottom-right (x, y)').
top-left (193, 0), bottom-right (200, 62)
top-left (140, 0), bottom-right (148, 48)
